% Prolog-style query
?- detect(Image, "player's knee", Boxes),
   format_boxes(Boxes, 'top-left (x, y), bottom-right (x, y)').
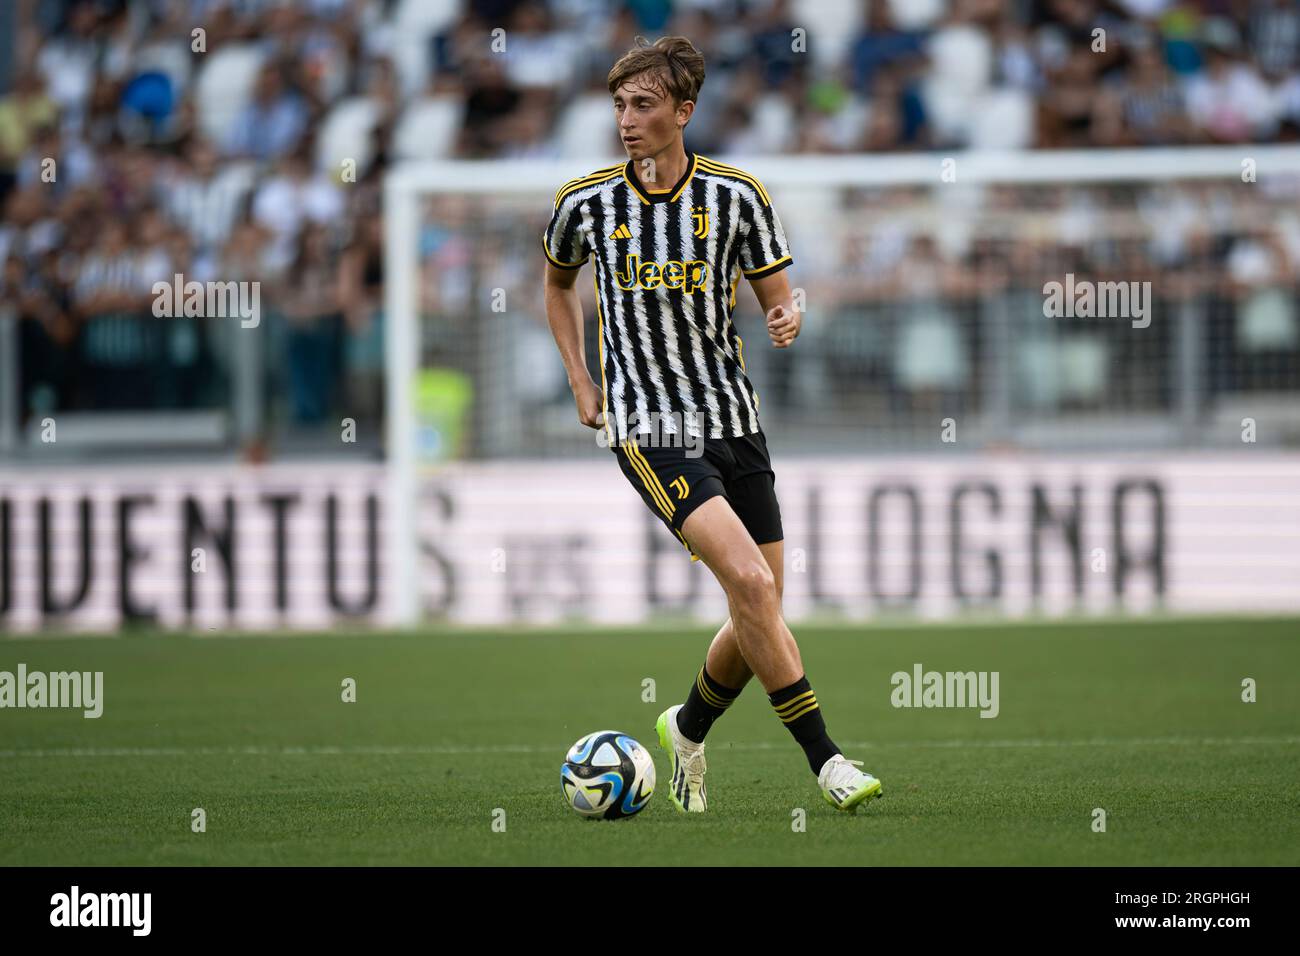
top-left (728, 562), bottom-right (778, 615)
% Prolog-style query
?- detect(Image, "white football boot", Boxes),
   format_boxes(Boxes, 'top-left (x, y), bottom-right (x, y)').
top-left (656, 704), bottom-right (708, 813)
top-left (818, 753), bottom-right (883, 812)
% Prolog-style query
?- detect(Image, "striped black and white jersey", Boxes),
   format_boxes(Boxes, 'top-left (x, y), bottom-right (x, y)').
top-left (543, 150), bottom-right (793, 443)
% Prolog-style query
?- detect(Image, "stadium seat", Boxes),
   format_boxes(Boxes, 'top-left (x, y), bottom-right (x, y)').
top-left (922, 23), bottom-right (993, 144)
top-left (792, 0), bottom-right (861, 69)
top-left (752, 92), bottom-right (797, 154)
top-left (968, 89), bottom-right (1035, 150)
top-left (928, 23), bottom-right (993, 92)
top-left (1015, 335), bottom-right (1061, 410)
top-left (553, 92), bottom-right (620, 160)
top-left (1238, 288), bottom-right (1299, 351)
top-left (1058, 335), bottom-right (1109, 404)
top-left (392, 96), bottom-right (465, 161)
top-left (316, 97), bottom-right (384, 176)
top-left (894, 305), bottom-right (969, 391)
top-left (392, 0), bottom-right (462, 96)
top-left (921, 76), bottom-right (974, 145)
top-left (888, 0), bottom-right (945, 30)
top-left (194, 45), bottom-right (264, 145)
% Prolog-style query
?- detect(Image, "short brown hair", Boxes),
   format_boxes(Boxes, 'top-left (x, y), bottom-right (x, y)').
top-left (607, 35), bottom-right (706, 108)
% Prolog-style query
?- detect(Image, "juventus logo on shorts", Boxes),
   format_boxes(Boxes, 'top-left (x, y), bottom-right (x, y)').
top-left (692, 205), bottom-right (709, 238)
top-left (670, 476), bottom-right (690, 499)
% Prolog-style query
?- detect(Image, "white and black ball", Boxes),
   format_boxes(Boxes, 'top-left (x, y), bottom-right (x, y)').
top-left (560, 731), bottom-right (655, 819)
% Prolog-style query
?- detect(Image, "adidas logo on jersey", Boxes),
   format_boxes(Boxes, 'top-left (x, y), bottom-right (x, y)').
top-left (614, 254), bottom-right (709, 293)
top-left (609, 223), bottom-right (633, 240)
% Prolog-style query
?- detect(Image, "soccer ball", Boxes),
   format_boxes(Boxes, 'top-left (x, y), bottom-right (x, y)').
top-left (560, 730), bottom-right (655, 819)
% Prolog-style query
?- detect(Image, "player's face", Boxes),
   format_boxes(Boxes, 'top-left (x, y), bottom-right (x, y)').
top-left (614, 75), bottom-right (687, 162)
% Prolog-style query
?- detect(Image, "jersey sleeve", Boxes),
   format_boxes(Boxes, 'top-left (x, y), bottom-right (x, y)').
top-left (739, 189), bottom-right (793, 279)
top-left (542, 188), bottom-right (592, 270)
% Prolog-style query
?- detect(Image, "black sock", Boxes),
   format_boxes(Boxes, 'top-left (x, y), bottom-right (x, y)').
top-left (675, 665), bottom-right (742, 743)
top-left (769, 675), bottom-right (840, 775)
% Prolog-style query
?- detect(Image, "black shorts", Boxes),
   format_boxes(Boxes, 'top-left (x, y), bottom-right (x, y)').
top-left (613, 429), bottom-right (783, 559)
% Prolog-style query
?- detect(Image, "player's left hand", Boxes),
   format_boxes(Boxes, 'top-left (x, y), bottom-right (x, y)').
top-left (766, 303), bottom-right (800, 348)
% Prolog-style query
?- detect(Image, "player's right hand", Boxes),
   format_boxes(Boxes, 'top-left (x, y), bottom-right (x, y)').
top-left (572, 378), bottom-right (605, 430)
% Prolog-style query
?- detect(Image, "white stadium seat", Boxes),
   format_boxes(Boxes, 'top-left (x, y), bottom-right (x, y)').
top-left (392, 96), bottom-right (464, 161)
top-left (968, 88), bottom-right (1035, 150)
top-left (792, 0), bottom-right (862, 70)
top-left (391, 0), bottom-right (463, 96)
top-left (928, 23), bottom-right (993, 92)
top-left (316, 96), bottom-right (384, 175)
top-left (553, 92), bottom-right (619, 160)
top-left (194, 44), bottom-right (264, 145)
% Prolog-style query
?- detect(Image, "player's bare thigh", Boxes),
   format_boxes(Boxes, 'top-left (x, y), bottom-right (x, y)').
top-left (680, 496), bottom-right (780, 612)
top-left (681, 495), bottom-right (803, 689)
top-left (760, 540), bottom-right (783, 602)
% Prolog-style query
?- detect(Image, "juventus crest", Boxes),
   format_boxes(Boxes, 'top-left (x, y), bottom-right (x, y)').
top-left (692, 205), bottom-right (710, 238)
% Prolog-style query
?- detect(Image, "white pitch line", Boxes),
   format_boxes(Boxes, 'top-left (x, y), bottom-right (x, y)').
top-left (0, 736), bottom-right (1296, 759)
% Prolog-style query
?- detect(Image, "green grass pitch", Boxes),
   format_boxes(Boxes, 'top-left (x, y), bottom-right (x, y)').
top-left (2, 616), bottom-right (1298, 866)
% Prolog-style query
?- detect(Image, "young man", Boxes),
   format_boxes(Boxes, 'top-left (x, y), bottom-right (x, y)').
top-left (542, 36), bottom-right (882, 814)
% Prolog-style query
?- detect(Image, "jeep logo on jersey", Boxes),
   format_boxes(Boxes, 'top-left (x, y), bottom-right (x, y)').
top-left (615, 254), bottom-right (709, 293)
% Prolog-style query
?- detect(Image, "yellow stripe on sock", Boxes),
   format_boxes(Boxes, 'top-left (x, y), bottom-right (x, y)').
top-left (773, 689), bottom-right (816, 716)
top-left (780, 701), bottom-right (820, 723)
top-left (696, 670), bottom-right (731, 708)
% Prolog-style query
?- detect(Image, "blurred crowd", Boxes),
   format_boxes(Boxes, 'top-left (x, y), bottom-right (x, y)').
top-left (789, 179), bottom-right (1300, 424)
top-left (1, 0), bottom-right (1299, 444)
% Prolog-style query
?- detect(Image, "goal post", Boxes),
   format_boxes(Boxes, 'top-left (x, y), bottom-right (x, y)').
top-left (383, 146), bottom-right (1300, 627)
